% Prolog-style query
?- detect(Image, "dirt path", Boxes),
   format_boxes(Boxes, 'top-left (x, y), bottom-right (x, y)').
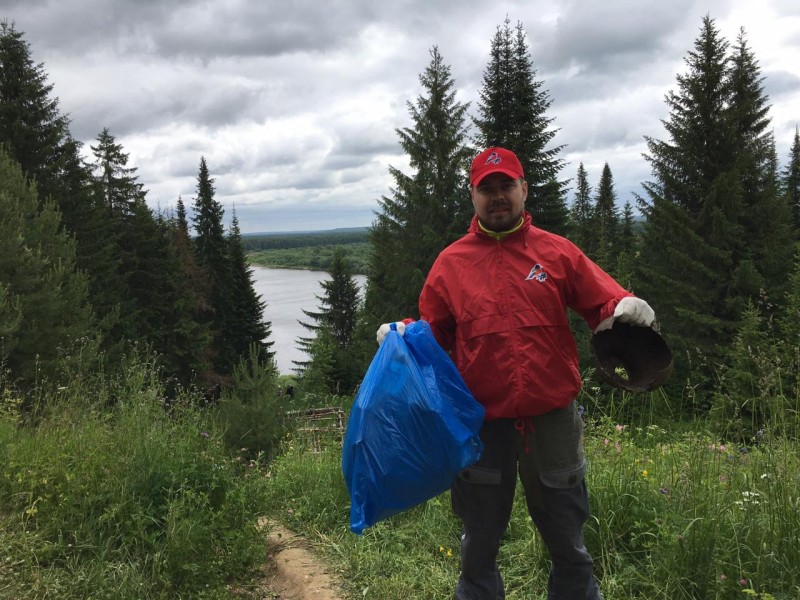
top-left (255, 519), bottom-right (345, 600)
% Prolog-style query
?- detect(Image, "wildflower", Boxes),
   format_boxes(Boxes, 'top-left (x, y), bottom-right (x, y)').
top-left (439, 546), bottom-right (444, 553)
top-left (615, 424), bottom-right (625, 433)
top-left (719, 574), bottom-right (727, 582)
top-left (615, 442), bottom-right (622, 453)
top-left (578, 405), bottom-right (585, 416)
top-left (603, 438), bottom-right (610, 447)
top-left (735, 490), bottom-right (761, 510)
top-left (642, 470), bottom-right (649, 478)
top-left (740, 578), bottom-right (747, 586)
top-left (447, 548), bottom-right (453, 557)
top-left (659, 487), bottom-right (669, 495)
top-left (200, 431), bottom-right (210, 439)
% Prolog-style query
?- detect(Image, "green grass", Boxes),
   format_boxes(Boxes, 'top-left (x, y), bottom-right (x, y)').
top-left (2, 351), bottom-right (798, 599)
top-left (0, 357), bottom-right (273, 600)
top-left (261, 400), bottom-right (800, 600)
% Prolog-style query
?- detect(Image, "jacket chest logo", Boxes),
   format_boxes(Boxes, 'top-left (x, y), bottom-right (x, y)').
top-left (525, 263), bottom-right (548, 283)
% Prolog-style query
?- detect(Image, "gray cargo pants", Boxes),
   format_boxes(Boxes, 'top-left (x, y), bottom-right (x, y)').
top-left (451, 403), bottom-right (602, 599)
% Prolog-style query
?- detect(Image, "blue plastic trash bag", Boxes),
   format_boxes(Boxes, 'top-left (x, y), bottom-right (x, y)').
top-left (341, 320), bottom-right (484, 534)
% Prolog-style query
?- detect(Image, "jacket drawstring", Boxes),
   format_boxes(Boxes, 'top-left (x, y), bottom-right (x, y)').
top-left (514, 417), bottom-right (535, 454)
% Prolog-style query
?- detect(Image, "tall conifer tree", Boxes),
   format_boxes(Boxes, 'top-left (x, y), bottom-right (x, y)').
top-left (474, 18), bottom-right (568, 234)
top-left (0, 24), bottom-right (122, 361)
top-left (364, 46), bottom-right (472, 325)
top-left (592, 163), bottom-right (620, 271)
top-left (0, 21), bottom-right (78, 213)
top-left (614, 201), bottom-right (638, 289)
top-left (0, 146), bottom-right (95, 386)
top-left (569, 163), bottom-right (593, 251)
top-left (637, 16), bottom-right (789, 374)
top-left (91, 127), bottom-right (147, 216)
top-left (227, 211), bottom-right (274, 366)
top-left (88, 128), bottom-right (142, 338)
top-left (727, 29), bottom-right (793, 302)
top-left (782, 127), bottom-right (800, 238)
top-left (296, 248), bottom-right (362, 394)
top-left (192, 157), bottom-right (235, 375)
top-left (169, 196), bottom-right (214, 385)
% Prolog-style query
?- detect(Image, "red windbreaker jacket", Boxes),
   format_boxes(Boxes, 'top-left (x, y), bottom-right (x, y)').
top-left (419, 212), bottom-right (632, 420)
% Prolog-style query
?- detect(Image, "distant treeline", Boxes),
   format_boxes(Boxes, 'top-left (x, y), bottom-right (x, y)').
top-left (241, 227), bottom-right (369, 251)
top-left (248, 242), bottom-right (370, 274)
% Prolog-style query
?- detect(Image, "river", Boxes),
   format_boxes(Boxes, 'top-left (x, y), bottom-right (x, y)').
top-left (250, 266), bottom-right (368, 374)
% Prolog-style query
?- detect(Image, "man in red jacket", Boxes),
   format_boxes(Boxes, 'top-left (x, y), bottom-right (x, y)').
top-left (377, 146), bottom-right (654, 599)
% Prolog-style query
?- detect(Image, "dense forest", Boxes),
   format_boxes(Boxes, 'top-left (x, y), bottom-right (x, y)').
top-left (2, 13), bottom-right (800, 598)
top-left (1, 15), bottom-right (799, 417)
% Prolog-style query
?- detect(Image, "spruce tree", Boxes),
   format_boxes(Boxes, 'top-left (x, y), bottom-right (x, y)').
top-left (591, 163), bottom-right (621, 272)
top-left (645, 16), bottom-right (732, 216)
top-left (619, 202), bottom-right (636, 253)
top-left (636, 182), bottom-right (729, 357)
top-left (87, 128), bottom-right (145, 341)
top-left (614, 201), bottom-right (638, 289)
top-left (0, 21), bottom-right (75, 212)
top-left (170, 196), bottom-right (215, 386)
top-left (0, 146), bottom-right (95, 386)
top-left (364, 46), bottom-right (472, 326)
top-left (474, 18), bottom-right (568, 234)
top-left (88, 128), bottom-right (182, 364)
top-left (637, 16), bottom-right (734, 361)
top-left (226, 211), bottom-right (274, 367)
top-left (569, 162), bottom-right (593, 251)
top-left (727, 29), bottom-right (793, 302)
top-left (192, 157), bottom-right (236, 376)
top-left (0, 24), bottom-right (122, 362)
top-left (637, 16), bottom-right (789, 374)
top-left (296, 247), bottom-right (362, 394)
top-left (91, 127), bottom-right (146, 215)
top-left (782, 127), bottom-right (800, 238)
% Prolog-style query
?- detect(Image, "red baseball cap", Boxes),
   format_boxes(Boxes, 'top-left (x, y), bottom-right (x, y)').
top-left (470, 147), bottom-right (524, 186)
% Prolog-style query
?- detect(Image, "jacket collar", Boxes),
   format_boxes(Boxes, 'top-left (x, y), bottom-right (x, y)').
top-left (470, 211), bottom-right (533, 241)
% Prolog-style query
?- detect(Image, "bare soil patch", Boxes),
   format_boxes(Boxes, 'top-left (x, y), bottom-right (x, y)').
top-left (253, 519), bottom-right (345, 600)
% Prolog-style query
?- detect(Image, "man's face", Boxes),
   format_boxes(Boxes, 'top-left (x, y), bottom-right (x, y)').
top-left (471, 172), bottom-right (528, 232)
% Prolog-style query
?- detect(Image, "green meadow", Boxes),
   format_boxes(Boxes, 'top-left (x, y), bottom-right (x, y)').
top-left (2, 350), bottom-right (797, 599)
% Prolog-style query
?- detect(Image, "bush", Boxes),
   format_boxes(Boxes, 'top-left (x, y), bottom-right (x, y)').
top-left (215, 344), bottom-right (287, 461)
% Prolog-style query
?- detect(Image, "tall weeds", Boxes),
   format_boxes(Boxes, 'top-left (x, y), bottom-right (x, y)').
top-left (257, 402), bottom-right (799, 599)
top-left (0, 352), bottom-right (271, 599)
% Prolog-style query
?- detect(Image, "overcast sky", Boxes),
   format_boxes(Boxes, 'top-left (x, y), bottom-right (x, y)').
top-left (3, 0), bottom-right (799, 233)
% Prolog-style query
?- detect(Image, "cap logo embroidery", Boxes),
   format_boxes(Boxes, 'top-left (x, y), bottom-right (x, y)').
top-left (526, 263), bottom-right (547, 282)
top-left (485, 151), bottom-right (502, 165)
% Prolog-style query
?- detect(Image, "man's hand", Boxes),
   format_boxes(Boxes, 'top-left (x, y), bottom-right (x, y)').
top-left (595, 297), bottom-right (655, 332)
top-left (376, 321), bottom-right (406, 345)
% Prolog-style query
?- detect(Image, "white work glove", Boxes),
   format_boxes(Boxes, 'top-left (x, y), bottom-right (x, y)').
top-left (376, 321), bottom-right (406, 346)
top-left (594, 297), bottom-right (655, 333)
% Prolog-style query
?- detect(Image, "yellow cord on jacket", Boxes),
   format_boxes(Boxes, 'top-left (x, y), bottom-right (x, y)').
top-left (478, 216), bottom-right (525, 241)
